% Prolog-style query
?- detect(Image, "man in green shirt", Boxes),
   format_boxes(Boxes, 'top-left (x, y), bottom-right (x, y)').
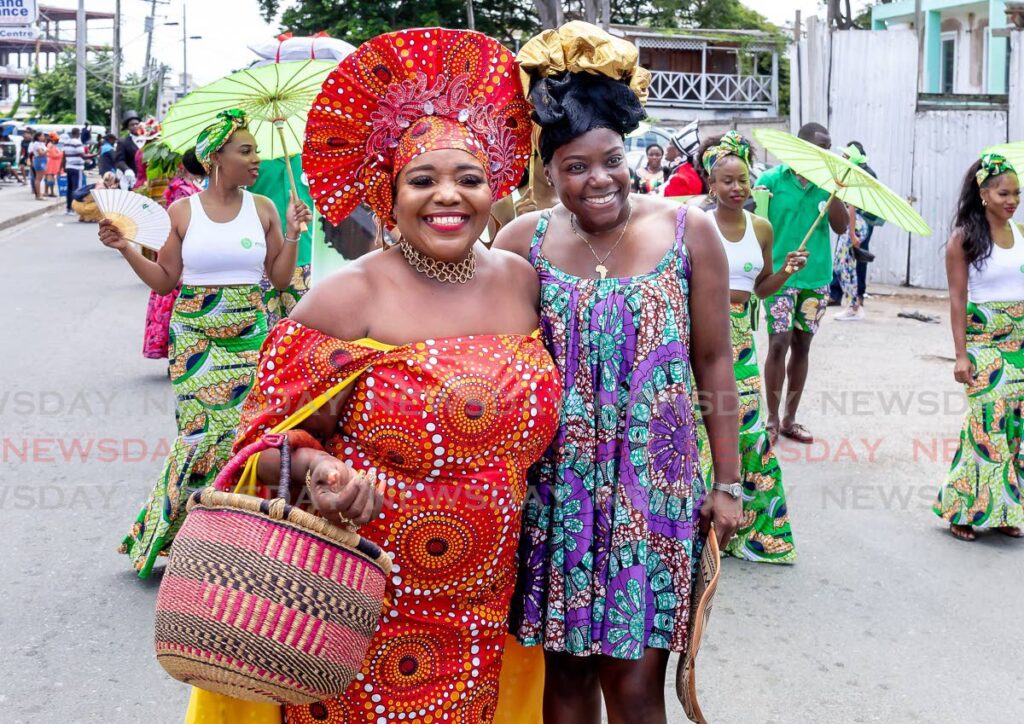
top-left (754, 122), bottom-right (848, 445)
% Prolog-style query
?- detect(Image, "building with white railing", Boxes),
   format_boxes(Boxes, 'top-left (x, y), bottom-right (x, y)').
top-left (610, 25), bottom-right (783, 121)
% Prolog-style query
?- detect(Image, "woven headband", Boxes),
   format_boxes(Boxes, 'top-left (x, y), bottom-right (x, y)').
top-left (702, 130), bottom-right (752, 175)
top-left (976, 153), bottom-right (1016, 186)
top-left (196, 109), bottom-right (248, 171)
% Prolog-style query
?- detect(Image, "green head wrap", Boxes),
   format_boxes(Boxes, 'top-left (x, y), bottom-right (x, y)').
top-left (195, 109), bottom-right (248, 171)
top-left (976, 153), bottom-right (1016, 187)
top-left (702, 130), bottom-right (753, 176)
top-left (843, 144), bottom-right (868, 167)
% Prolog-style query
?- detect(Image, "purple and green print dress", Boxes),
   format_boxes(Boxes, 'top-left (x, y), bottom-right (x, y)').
top-left (512, 207), bottom-right (708, 659)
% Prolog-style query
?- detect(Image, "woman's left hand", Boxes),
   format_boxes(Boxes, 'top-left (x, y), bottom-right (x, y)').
top-left (699, 490), bottom-right (743, 547)
top-left (286, 199), bottom-right (313, 238)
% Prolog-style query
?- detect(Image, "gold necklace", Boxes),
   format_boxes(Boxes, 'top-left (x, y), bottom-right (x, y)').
top-left (570, 203), bottom-right (633, 280)
top-left (399, 239), bottom-right (477, 284)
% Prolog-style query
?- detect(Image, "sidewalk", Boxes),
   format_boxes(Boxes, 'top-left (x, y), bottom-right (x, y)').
top-left (0, 180), bottom-right (64, 231)
top-left (869, 282), bottom-right (949, 302)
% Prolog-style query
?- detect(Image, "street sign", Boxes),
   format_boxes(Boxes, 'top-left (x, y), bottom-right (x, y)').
top-left (0, 1), bottom-right (37, 26)
top-left (0, 25), bottom-right (39, 40)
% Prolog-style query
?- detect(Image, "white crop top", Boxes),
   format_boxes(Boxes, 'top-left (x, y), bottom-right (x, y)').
top-left (709, 209), bottom-right (763, 293)
top-left (181, 191), bottom-right (267, 286)
top-left (967, 223), bottom-right (1024, 304)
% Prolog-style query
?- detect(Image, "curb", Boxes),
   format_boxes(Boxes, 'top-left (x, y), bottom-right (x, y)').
top-left (868, 286), bottom-right (946, 303)
top-left (0, 200), bottom-right (63, 233)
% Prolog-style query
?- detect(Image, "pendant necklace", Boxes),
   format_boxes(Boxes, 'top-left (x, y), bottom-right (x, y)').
top-left (569, 203), bottom-right (633, 280)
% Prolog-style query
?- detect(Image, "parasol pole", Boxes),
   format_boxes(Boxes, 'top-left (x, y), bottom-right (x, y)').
top-left (273, 118), bottom-right (308, 234)
top-left (797, 187), bottom-right (838, 252)
top-left (796, 166), bottom-right (851, 252)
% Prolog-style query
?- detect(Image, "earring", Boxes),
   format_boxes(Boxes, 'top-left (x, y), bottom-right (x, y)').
top-left (213, 165), bottom-right (220, 187)
top-left (982, 199), bottom-right (988, 207)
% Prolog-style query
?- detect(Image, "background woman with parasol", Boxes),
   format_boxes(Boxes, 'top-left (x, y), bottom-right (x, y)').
top-left (160, 59), bottom-right (339, 323)
top-left (101, 109), bottom-right (312, 577)
top-left (701, 130), bottom-right (805, 565)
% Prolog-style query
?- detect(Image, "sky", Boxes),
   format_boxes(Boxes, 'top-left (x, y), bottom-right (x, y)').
top-left (44, 0), bottom-right (873, 89)
top-left (745, 0), bottom-right (872, 27)
top-left (51, 0), bottom-right (280, 86)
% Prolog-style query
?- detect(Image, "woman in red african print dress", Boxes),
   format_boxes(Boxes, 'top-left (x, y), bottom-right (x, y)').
top-left (209, 325), bottom-right (560, 723)
top-left (185, 27), bottom-right (558, 724)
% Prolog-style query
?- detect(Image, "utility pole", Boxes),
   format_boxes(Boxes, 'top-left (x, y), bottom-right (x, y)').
top-left (111, 0), bottom-right (121, 133)
top-left (140, 0), bottom-right (164, 111)
top-left (465, 1), bottom-right (475, 31)
top-left (75, 0), bottom-right (86, 123)
top-left (182, 5), bottom-right (189, 94)
top-left (601, 0), bottom-right (610, 30)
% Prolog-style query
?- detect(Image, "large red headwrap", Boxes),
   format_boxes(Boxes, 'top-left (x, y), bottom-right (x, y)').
top-left (303, 28), bottom-right (532, 224)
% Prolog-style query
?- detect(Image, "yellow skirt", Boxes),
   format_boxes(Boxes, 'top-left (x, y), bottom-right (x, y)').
top-left (184, 638), bottom-right (544, 723)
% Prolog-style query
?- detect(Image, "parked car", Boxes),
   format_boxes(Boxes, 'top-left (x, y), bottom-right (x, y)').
top-left (624, 124), bottom-right (676, 170)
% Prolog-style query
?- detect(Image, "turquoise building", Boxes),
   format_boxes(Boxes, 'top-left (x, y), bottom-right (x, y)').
top-left (872, 1), bottom-right (1009, 94)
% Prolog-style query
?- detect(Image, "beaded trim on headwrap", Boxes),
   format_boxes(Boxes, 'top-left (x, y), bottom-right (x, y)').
top-left (303, 28), bottom-right (532, 225)
top-left (195, 109), bottom-right (248, 171)
top-left (976, 153), bottom-right (1016, 187)
top-left (702, 130), bottom-right (753, 175)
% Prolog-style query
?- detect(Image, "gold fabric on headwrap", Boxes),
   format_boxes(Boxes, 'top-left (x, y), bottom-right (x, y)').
top-left (517, 21), bottom-right (650, 104)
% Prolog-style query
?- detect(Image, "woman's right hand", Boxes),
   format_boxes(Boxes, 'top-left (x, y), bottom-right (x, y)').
top-left (306, 454), bottom-right (383, 528)
top-left (953, 356), bottom-right (975, 384)
top-left (98, 219), bottom-right (128, 251)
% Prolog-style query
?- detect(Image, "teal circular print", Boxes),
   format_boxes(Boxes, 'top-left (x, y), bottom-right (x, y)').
top-left (240, 237), bottom-right (253, 249)
top-left (743, 262), bottom-right (754, 272)
top-left (1020, 263), bottom-right (1024, 273)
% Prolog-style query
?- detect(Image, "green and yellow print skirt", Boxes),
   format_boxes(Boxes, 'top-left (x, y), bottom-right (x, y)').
top-left (119, 285), bottom-right (268, 577)
top-left (725, 301), bottom-right (797, 563)
top-left (935, 301), bottom-right (1024, 529)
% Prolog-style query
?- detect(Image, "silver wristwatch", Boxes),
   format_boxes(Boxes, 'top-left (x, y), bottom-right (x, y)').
top-left (711, 482), bottom-right (742, 500)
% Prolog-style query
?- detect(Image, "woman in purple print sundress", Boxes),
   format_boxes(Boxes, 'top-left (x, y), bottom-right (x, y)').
top-left (495, 23), bottom-right (742, 724)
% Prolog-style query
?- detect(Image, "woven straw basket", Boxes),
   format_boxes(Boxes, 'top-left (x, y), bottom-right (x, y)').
top-left (154, 449), bottom-right (393, 705)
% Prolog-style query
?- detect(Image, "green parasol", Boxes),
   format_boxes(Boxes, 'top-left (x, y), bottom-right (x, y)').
top-left (981, 142), bottom-right (1024, 174)
top-left (161, 60), bottom-right (337, 227)
top-left (752, 128), bottom-right (932, 249)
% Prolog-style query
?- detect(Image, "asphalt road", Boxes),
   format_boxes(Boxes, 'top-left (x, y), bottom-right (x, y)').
top-left (1, 211), bottom-right (1022, 723)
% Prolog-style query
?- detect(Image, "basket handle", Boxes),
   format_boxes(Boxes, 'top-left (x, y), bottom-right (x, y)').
top-left (277, 433), bottom-right (294, 503)
top-left (213, 433), bottom-right (289, 494)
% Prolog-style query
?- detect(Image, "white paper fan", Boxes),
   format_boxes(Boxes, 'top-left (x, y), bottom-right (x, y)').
top-left (93, 190), bottom-right (171, 252)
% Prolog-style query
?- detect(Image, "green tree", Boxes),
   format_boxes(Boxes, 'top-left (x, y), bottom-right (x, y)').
top-left (256, 0), bottom-right (789, 111)
top-left (257, 0), bottom-right (553, 51)
top-left (29, 51), bottom-right (149, 125)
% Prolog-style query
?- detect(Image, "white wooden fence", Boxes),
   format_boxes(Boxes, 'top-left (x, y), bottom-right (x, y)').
top-left (648, 70), bottom-right (774, 109)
